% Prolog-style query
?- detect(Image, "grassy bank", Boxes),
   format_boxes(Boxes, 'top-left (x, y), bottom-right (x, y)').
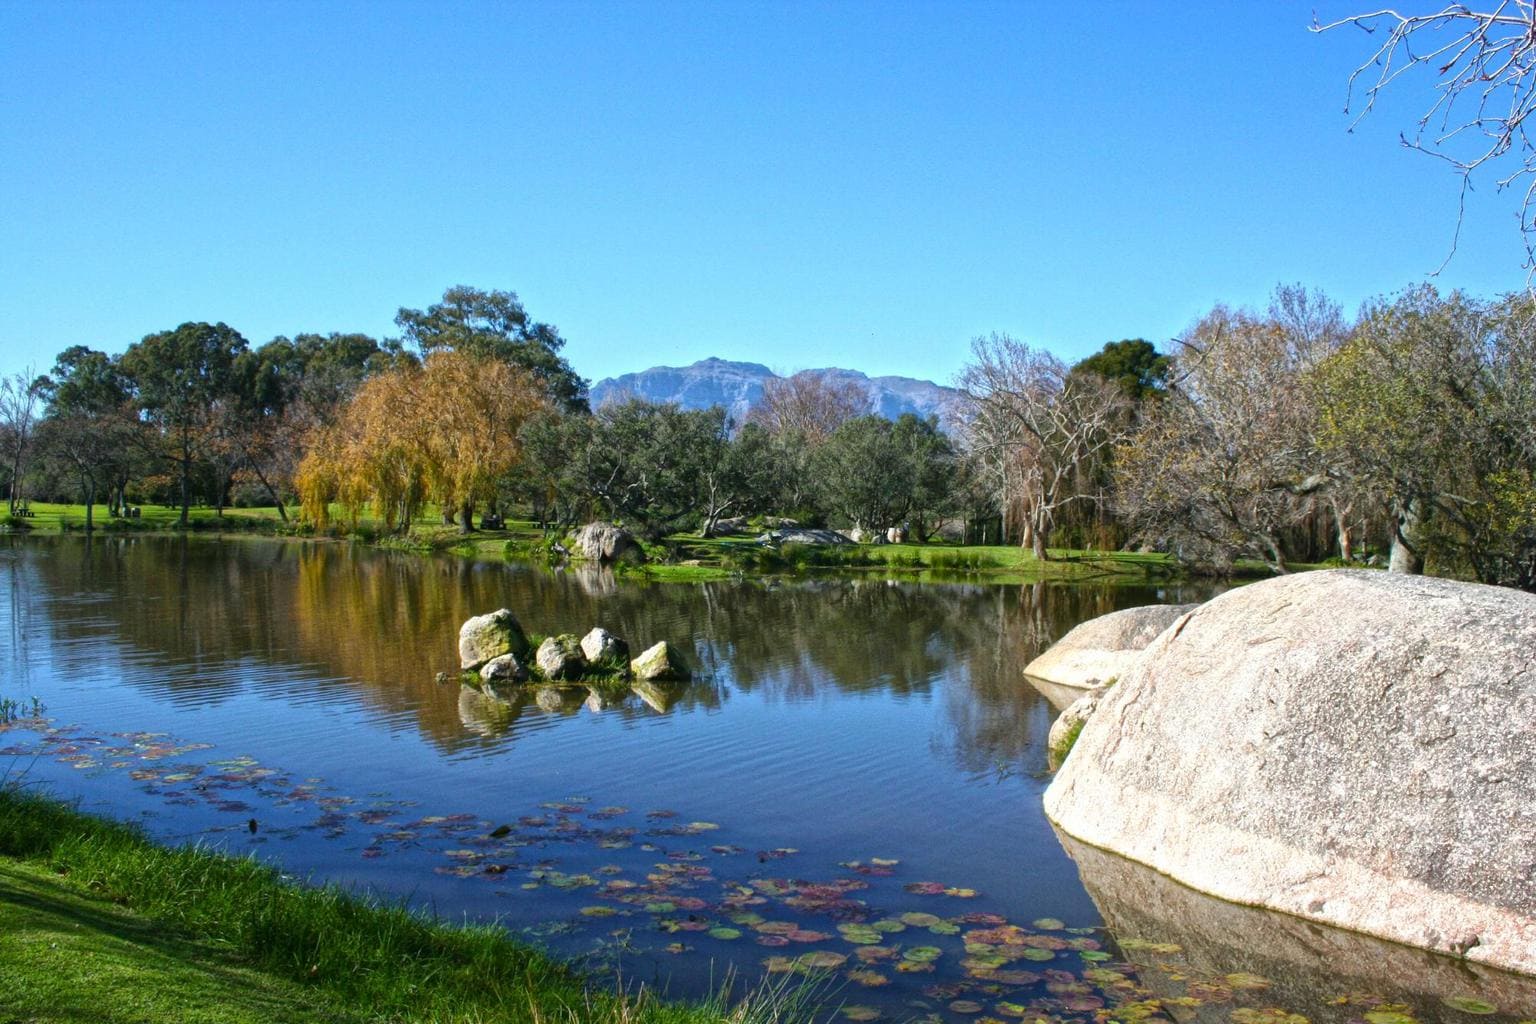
top-left (0, 786), bottom-right (804, 1024)
top-left (2, 500), bottom-right (1220, 584)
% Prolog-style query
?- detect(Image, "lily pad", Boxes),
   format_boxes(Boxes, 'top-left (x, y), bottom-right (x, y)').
top-left (798, 951), bottom-right (848, 970)
top-left (900, 912), bottom-right (943, 927)
top-left (949, 1001), bottom-right (984, 1015)
top-left (708, 927), bottom-right (742, 940)
top-left (841, 1006), bottom-right (881, 1022)
top-left (1443, 999), bottom-right (1500, 1016)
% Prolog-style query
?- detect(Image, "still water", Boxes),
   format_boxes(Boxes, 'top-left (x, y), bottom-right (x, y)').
top-left (1, 536), bottom-right (1531, 1023)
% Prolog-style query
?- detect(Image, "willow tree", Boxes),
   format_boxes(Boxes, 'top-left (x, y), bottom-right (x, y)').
top-left (297, 351), bottom-right (546, 533)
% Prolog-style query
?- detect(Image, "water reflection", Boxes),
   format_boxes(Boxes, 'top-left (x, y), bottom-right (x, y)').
top-left (1061, 833), bottom-right (1536, 1021)
top-left (3, 536), bottom-right (1211, 774)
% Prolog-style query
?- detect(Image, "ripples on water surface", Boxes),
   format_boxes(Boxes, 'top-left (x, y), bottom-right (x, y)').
top-left (2, 536), bottom-right (1531, 1023)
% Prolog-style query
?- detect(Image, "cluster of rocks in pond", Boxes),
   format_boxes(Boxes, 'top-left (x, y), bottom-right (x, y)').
top-left (453, 608), bottom-right (689, 699)
top-left (1035, 569), bottom-right (1536, 978)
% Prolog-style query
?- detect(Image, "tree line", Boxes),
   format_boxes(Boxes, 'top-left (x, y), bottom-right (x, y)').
top-left (3, 282), bottom-right (1533, 591)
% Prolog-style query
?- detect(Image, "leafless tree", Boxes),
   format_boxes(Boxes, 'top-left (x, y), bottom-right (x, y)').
top-left (958, 334), bottom-right (1131, 560)
top-left (1116, 297), bottom-right (1339, 574)
top-left (747, 371), bottom-right (870, 445)
top-left (0, 370), bottom-right (40, 514)
top-left (1316, 4), bottom-right (1536, 267)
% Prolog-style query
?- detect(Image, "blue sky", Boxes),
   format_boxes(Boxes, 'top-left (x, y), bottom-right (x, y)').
top-left (0, 1), bottom-right (1527, 390)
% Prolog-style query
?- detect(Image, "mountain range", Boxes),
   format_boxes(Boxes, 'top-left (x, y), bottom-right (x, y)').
top-left (589, 358), bottom-right (961, 429)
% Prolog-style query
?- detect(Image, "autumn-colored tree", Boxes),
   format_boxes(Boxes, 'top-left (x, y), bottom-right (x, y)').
top-left (297, 351), bottom-right (547, 533)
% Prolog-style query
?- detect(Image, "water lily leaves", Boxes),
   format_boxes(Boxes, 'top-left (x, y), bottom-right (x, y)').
top-left (756, 935), bottom-right (790, 948)
top-left (798, 951), bottom-right (849, 971)
top-left (1225, 972), bottom-right (1272, 991)
top-left (788, 929), bottom-right (833, 943)
top-left (755, 920), bottom-right (800, 935)
top-left (707, 926), bottom-right (742, 940)
top-left (926, 921), bottom-right (960, 936)
top-left (904, 882), bottom-right (947, 895)
top-left (1079, 949), bottom-right (1112, 962)
top-left (871, 918), bottom-right (907, 933)
top-left (979, 969), bottom-right (1039, 986)
top-left (903, 946), bottom-right (943, 963)
top-left (1019, 948), bottom-right (1054, 962)
top-left (1442, 998), bottom-right (1500, 1016)
top-left (840, 1006), bottom-right (881, 1022)
top-left (899, 912), bottom-right (942, 928)
top-left (1117, 937), bottom-right (1182, 955)
top-left (943, 887), bottom-right (978, 898)
top-left (643, 901), bottom-right (677, 913)
top-left (580, 906), bottom-right (617, 917)
top-left (993, 1002), bottom-right (1027, 1019)
top-left (837, 924), bottom-right (884, 945)
top-left (846, 969), bottom-right (889, 987)
top-left (1231, 1010), bottom-right (1307, 1024)
top-left (1031, 917), bottom-right (1064, 930)
top-left (948, 1000), bottom-right (984, 1014)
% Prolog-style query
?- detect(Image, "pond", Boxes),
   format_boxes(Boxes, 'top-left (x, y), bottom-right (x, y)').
top-left (1, 536), bottom-right (1532, 1023)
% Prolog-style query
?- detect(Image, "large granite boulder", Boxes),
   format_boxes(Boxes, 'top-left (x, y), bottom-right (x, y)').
top-left (756, 528), bottom-right (852, 546)
top-left (458, 609), bottom-right (529, 670)
top-left (1045, 684), bottom-right (1108, 771)
top-left (1023, 603), bottom-right (1195, 693)
top-left (536, 634), bottom-right (588, 681)
top-left (1045, 570), bottom-right (1536, 975)
top-left (573, 521), bottom-right (644, 564)
top-left (630, 640), bottom-right (690, 681)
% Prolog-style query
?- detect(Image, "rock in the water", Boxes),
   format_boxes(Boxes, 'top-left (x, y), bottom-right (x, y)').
top-left (1023, 603), bottom-right (1194, 693)
top-left (580, 627), bottom-right (630, 669)
top-left (480, 652), bottom-right (529, 685)
top-left (573, 521), bottom-right (645, 564)
top-left (458, 609), bottom-right (530, 670)
top-left (1046, 684), bottom-right (1109, 771)
top-left (536, 634), bottom-right (588, 680)
top-left (630, 640), bottom-right (690, 681)
top-left (1045, 569), bottom-right (1536, 975)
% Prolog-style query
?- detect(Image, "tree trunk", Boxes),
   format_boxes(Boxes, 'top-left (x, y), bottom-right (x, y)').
top-left (459, 499), bottom-right (474, 535)
top-left (1389, 499), bottom-right (1424, 574)
top-left (83, 476), bottom-right (95, 533)
top-left (1337, 523), bottom-right (1353, 563)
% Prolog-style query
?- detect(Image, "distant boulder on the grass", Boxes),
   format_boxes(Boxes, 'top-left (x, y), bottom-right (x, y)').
top-left (573, 521), bottom-right (645, 564)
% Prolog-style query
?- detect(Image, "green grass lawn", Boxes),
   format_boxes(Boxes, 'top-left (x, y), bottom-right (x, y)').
top-left (0, 787), bottom-right (804, 1024)
top-left (4, 501), bottom-right (1241, 584)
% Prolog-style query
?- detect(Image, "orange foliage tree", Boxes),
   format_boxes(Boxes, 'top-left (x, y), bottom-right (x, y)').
top-left (296, 351), bottom-right (546, 533)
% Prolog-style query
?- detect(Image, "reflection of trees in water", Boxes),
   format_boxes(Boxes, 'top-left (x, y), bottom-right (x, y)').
top-left (17, 538), bottom-right (1216, 769)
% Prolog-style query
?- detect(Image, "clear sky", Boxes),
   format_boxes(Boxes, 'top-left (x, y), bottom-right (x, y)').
top-left (0, 1), bottom-right (1528, 390)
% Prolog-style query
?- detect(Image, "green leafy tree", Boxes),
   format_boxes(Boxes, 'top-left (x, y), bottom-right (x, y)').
top-left (395, 286), bottom-right (587, 412)
top-left (35, 347), bottom-right (136, 529)
top-left (1071, 339), bottom-right (1170, 401)
top-left (119, 322), bottom-right (248, 525)
top-left (812, 415), bottom-right (916, 534)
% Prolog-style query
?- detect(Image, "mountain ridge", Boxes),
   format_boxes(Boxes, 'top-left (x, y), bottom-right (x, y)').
top-left (589, 358), bottom-right (961, 429)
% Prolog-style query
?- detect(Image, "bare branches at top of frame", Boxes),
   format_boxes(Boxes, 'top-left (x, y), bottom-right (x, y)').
top-left (1314, 4), bottom-right (1536, 268)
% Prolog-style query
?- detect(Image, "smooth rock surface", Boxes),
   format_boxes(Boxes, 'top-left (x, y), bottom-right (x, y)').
top-left (580, 627), bottom-right (630, 668)
top-left (458, 609), bottom-right (529, 670)
top-left (631, 640), bottom-right (690, 682)
top-left (1045, 569), bottom-right (1536, 975)
top-left (536, 634), bottom-right (588, 680)
top-left (1023, 602), bottom-right (1194, 692)
top-left (573, 522), bottom-right (644, 564)
top-left (1046, 684), bottom-right (1108, 771)
top-left (479, 652), bottom-right (529, 685)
